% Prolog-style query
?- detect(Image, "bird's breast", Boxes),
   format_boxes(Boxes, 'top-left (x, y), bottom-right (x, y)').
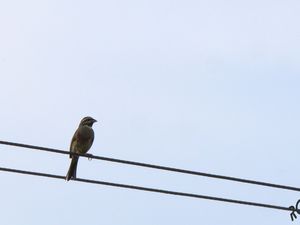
top-left (77, 126), bottom-right (94, 140)
top-left (72, 126), bottom-right (95, 154)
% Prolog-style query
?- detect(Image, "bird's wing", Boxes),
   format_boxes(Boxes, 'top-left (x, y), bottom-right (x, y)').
top-left (69, 129), bottom-right (78, 158)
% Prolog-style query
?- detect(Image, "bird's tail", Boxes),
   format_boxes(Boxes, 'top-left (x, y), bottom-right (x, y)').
top-left (66, 156), bottom-right (79, 181)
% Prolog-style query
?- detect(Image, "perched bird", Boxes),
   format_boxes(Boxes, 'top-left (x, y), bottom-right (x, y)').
top-left (66, 116), bottom-right (97, 181)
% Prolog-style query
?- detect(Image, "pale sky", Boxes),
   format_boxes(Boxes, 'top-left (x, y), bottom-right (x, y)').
top-left (0, 1), bottom-right (300, 224)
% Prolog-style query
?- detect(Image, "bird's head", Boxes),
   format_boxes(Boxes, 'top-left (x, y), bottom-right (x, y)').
top-left (79, 116), bottom-right (97, 127)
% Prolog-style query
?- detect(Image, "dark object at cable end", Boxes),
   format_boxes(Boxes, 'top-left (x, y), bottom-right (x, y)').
top-left (289, 200), bottom-right (300, 221)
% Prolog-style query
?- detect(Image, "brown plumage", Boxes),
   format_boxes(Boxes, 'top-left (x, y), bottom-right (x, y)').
top-left (66, 116), bottom-right (97, 181)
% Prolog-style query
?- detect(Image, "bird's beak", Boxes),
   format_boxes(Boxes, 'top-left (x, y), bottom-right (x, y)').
top-left (93, 119), bottom-right (97, 123)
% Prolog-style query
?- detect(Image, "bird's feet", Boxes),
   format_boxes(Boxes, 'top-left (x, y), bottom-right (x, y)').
top-left (85, 153), bottom-right (94, 161)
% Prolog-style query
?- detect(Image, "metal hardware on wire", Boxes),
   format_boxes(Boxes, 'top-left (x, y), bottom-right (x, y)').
top-left (290, 200), bottom-right (300, 221)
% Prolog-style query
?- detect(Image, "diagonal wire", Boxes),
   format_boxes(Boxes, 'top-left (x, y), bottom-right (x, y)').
top-left (0, 140), bottom-right (300, 192)
top-left (0, 166), bottom-right (291, 212)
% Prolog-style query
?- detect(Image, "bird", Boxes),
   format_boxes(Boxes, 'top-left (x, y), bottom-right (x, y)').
top-left (66, 116), bottom-right (97, 181)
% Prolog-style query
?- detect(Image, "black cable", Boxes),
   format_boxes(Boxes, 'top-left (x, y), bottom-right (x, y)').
top-left (0, 140), bottom-right (299, 192)
top-left (0, 166), bottom-right (291, 212)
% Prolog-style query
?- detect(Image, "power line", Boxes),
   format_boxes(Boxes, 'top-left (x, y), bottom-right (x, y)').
top-left (1, 142), bottom-right (300, 221)
top-left (0, 140), bottom-right (299, 192)
top-left (0, 166), bottom-right (293, 213)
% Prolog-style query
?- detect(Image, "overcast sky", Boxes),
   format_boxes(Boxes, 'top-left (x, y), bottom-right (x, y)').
top-left (1, 0), bottom-right (300, 224)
